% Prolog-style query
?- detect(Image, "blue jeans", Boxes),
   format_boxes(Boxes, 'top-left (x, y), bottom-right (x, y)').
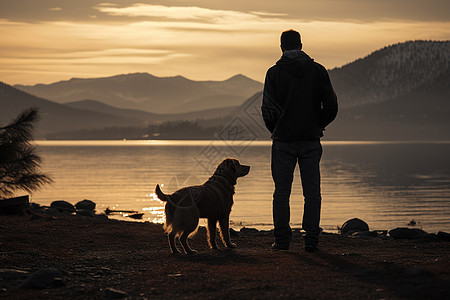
top-left (271, 140), bottom-right (322, 246)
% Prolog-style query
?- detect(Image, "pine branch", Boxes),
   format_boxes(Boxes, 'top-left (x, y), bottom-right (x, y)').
top-left (0, 173), bottom-right (53, 198)
top-left (0, 107), bottom-right (40, 143)
top-left (0, 107), bottom-right (53, 198)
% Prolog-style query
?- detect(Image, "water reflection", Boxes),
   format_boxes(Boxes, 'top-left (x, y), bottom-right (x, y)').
top-left (32, 141), bottom-right (450, 232)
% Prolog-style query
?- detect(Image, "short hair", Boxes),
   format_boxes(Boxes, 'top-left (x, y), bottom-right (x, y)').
top-left (281, 29), bottom-right (301, 50)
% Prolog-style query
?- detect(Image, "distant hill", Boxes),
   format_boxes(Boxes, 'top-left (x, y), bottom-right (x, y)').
top-left (65, 99), bottom-right (236, 122)
top-left (0, 82), bottom-right (238, 137)
top-left (14, 73), bottom-right (262, 114)
top-left (0, 82), bottom-right (140, 136)
top-left (329, 40), bottom-right (449, 108)
top-left (65, 99), bottom-right (159, 121)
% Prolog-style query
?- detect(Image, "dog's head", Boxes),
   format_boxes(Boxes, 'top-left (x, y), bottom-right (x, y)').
top-left (214, 158), bottom-right (250, 180)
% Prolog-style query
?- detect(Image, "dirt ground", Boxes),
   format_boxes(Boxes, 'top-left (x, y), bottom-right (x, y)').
top-left (0, 214), bottom-right (449, 299)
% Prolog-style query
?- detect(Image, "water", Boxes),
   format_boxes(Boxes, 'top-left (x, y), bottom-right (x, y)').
top-left (32, 140), bottom-right (450, 233)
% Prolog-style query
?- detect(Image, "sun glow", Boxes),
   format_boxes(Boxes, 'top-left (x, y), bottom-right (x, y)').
top-left (0, 2), bottom-right (449, 84)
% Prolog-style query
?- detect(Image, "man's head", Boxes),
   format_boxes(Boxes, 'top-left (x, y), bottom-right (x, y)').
top-left (280, 29), bottom-right (302, 52)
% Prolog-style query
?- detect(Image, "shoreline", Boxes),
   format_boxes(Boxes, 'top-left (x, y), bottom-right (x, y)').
top-left (0, 211), bottom-right (449, 299)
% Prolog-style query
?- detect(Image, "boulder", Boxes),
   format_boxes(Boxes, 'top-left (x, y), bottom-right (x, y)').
top-left (340, 218), bottom-right (369, 234)
top-left (19, 268), bottom-right (64, 289)
top-left (50, 200), bottom-right (75, 213)
top-left (437, 231), bottom-right (450, 241)
top-left (229, 228), bottom-right (239, 237)
top-left (388, 227), bottom-right (428, 239)
top-left (76, 209), bottom-right (95, 217)
top-left (75, 199), bottom-right (96, 211)
top-left (0, 195), bottom-right (30, 215)
top-left (240, 227), bottom-right (259, 234)
top-left (350, 231), bottom-right (378, 238)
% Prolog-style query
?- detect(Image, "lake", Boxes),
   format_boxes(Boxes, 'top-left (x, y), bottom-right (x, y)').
top-left (32, 140), bottom-right (450, 233)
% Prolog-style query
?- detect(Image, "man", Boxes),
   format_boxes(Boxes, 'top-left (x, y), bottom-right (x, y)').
top-left (261, 29), bottom-right (338, 252)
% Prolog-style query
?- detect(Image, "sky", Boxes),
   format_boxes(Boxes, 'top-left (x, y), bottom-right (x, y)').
top-left (1, 0), bottom-right (449, 85)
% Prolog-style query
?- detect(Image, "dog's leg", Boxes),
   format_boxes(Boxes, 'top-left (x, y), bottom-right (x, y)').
top-left (207, 218), bottom-right (219, 249)
top-left (219, 215), bottom-right (236, 248)
top-left (168, 232), bottom-right (180, 254)
top-left (179, 232), bottom-right (196, 255)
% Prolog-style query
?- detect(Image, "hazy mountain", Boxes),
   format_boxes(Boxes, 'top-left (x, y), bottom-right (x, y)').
top-left (65, 99), bottom-right (236, 122)
top-left (14, 73), bottom-right (262, 114)
top-left (0, 82), bottom-right (140, 136)
top-left (329, 40), bottom-right (449, 108)
top-left (64, 100), bottom-right (159, 121)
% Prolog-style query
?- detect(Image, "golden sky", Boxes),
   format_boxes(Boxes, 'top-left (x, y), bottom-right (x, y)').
top-left (1, 0), bottom-right (449, 84)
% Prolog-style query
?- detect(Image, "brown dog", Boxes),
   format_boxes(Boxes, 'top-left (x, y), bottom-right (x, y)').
top-left (155, 158), bottom-right (250, 254)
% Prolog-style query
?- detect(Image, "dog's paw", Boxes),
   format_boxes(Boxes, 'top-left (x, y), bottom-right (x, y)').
top-left (186, 250), bottom-right (197, 255)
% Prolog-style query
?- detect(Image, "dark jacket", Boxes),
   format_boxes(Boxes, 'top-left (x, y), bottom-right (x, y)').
top-left (261, 50), bottom-right (338, 140)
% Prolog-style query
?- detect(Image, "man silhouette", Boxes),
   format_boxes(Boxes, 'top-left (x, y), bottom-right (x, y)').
top-left (261, 29), bottom-right (338, 252)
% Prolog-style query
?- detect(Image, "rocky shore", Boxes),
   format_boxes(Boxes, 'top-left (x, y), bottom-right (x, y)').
top-left (0, 202), bottom-right (449, 299)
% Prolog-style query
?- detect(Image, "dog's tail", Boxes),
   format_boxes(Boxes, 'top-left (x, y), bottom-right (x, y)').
top-left (155, 184), bottom-right (169, 202)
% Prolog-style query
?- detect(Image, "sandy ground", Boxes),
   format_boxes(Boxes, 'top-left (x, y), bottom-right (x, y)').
top-left (0, 214), bottom-right (449, 299)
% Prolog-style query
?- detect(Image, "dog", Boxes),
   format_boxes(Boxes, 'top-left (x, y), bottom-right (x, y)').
top-left (155, 158), bottom-right (250, 254)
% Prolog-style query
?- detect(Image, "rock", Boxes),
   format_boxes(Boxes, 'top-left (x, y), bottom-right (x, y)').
top-left (19, 268), bottom-right (64, 289)
top-left (407, 219), bottom-right (417, 226)
top-left (0, 269), bottom-right (29, 279)
top-left (350, 231), bottom-right (378, 238)
top-left (240, 227), bottom-right (259, 234)
top-left (75, 199), bottom-right (96, 211)
top-left (128, 213), bottom-right (143, 219)
top-left (104, 287), bottom-right (129, 299)
top-left (29, 203), bottom-right (43, 212)
top-left (0, 196), bottom-right (30, 215)
top-left (76, 209), bottom-right (95, 217)
top-left (229, 228), bottom-right (239, 237)
top-left (50, 201), bottom-right (75, 213)
top-left (437, 231), bottom-right (450, 241)
top-left (388, 227), bottom-right (428, 239)
top-left (340, 218), bottom-right (369, 234)
top-left (95, 214), bottom-right (109, 220)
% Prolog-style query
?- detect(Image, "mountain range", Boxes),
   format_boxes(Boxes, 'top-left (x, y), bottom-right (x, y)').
top-left (14, 73), bottom-right (262, 114)
top-left (329, 40), bottom-right (449, 108)
top-left (2, 40), bottom-right (449, 140)
top-left (0, 82), bottom-right (237, 136)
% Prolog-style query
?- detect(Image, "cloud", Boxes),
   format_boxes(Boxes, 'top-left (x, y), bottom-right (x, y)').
top-left (95, 3), bottom-right (268, 23)
top-left (0, 1), bottom-right (449, 84)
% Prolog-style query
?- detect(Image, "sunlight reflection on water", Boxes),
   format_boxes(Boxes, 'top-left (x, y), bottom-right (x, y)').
top-left (32, 140), bottom-right (450, 233)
